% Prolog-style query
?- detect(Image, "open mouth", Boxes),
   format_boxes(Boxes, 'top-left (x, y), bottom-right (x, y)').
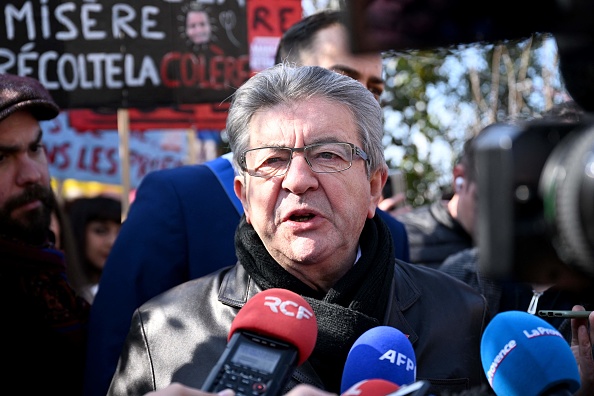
top-left (290, 214), bottom-right (315, 222)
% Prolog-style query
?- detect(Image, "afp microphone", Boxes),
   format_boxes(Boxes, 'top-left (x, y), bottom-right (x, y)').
top-left (202, 288), bottom-right (318, 396)
top-left (480, 310), bottom-right (580, 396)
top-left (340, 326), bottom-right (416, 393)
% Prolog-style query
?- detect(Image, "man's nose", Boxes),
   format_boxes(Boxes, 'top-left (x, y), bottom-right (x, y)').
top-left (16, 155), bottom-right (44, 186)
top-left (281, 154), bottom-right (319, 193)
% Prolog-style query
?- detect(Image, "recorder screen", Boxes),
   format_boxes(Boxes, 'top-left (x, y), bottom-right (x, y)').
top-left (230, 342), bottom-right (282, 374)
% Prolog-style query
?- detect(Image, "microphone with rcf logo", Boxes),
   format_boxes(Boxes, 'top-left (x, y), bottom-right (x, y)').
top-left (201, 288), bottom-right (318, 396)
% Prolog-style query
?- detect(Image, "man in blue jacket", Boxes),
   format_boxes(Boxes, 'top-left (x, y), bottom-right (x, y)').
top-left (84, 10), bottom-right (409, 396)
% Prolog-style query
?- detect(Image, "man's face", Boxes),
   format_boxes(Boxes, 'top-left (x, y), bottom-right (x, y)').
top-left (186, 11), bottom-right (211, 45)
top-left (298, 24), bottom-right (385, 102)
top-left (234, 97), bottom-right (384, 290)
top-left (0, 111), bottom-right (54, 244)
top-left (456, 178), bottom-right (478, 239)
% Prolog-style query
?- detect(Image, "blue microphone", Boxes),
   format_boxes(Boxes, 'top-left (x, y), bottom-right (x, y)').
top-left (480, 311), bottom-right (580, 396)
top-left (340, 326), bottom-right (416, 393)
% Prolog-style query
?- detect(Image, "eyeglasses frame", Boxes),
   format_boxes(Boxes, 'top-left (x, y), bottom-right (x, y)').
top-left (240, 142), bottom-right (370, 178)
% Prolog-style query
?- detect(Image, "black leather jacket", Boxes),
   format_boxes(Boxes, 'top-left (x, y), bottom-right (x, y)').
top-left (108, 260), bottom-right (488, 396)
top-left (396, 201), bottom-right (473, 269)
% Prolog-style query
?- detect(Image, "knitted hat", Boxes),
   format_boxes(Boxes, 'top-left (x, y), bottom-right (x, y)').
top-left (0, 74), bottom-right (60, 122)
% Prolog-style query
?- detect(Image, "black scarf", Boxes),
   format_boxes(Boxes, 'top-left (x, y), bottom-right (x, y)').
top-left (235, 214), bottom-right (395, 392)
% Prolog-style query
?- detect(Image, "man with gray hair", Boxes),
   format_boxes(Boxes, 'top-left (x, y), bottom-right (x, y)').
top-left (86, 10), bottom-right (409, 396)
top-left (107, 64), bottom-right (488, 396)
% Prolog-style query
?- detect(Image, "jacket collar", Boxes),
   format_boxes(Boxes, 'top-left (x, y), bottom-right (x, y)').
top-left (384, 260), bottom-right (422, 344)
top-left (217, 262), bottom-right (262, 308)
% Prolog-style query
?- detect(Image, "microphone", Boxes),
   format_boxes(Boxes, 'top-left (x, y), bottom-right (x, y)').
top-left (480, 310), bottom-right (580, 396)
top-left (341, 379), bottom-right (432, 396)
top-left (202, 288), bottom-right (318, 396)
top-left (340, 326), bottom-right (416, 393)
top-left (341, 379), bottom-right (401, 395)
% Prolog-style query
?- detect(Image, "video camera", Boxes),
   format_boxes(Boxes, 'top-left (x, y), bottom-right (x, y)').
top-left (344, 0), bottom-right (594, 295)
top-left (474, 116), bottom-right (594, 295)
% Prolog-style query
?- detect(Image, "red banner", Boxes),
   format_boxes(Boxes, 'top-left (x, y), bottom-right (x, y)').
top-left (247, 0), bottom-right (302, 73)
top-left (68, 103), bottom-right (229, 132)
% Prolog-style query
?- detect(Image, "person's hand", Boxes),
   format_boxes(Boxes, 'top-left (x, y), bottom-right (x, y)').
top-left (570, 305), bottom-right (594, 396)
top-left (378, 193), bottom-right (412, 216)
top-left (285, 384), bottom-right (336, 396)
top-left (144, 383), bottom-right (336, 396)
top-left (144, 383), bottom-right (233, 396)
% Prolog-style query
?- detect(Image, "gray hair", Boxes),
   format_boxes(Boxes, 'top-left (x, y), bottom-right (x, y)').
top-left (227, 63), bottom-right (385, 177)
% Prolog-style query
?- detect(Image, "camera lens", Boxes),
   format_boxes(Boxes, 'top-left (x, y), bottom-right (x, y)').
top-left (540, 124), bottom-right (594, 278)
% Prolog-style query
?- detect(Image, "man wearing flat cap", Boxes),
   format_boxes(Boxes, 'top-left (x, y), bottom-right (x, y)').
top-left (0, 74), bottom-right (90, 395)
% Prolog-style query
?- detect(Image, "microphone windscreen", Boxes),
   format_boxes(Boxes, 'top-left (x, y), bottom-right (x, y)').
top-left (229, 288), bottom-right (317, 366)
top-left (340, 326), bottom-right (416, 393)
top-left (341, 379), bottom-right (400, 396)
top-left (480, 311), bottom-right (580, 396)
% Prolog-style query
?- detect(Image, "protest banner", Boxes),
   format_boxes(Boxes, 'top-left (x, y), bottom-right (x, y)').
top-left (2, 0), bottom-right (301, 214)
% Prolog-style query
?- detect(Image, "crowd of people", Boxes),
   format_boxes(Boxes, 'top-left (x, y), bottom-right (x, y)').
top-left (1, 7), bottom-right (593, 396)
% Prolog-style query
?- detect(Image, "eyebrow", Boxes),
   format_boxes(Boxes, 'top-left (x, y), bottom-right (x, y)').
top-left (0, 129), bottom-right (43, 154)
top-left (256, 137), bottom-right (347, 148)
top-left (330, 64), bottom-right (385, 85)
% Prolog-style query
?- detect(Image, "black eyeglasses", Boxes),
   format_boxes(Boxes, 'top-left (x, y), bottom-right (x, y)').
top-left (240, 142), bottom-right (369, 178)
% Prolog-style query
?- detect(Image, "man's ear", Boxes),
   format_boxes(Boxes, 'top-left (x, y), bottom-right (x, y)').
top-left (452, 163), bottom-right (465, 189)
top-left (369, 166), bottom-right (388, 218)
top-left (234, 175), bottom-right (250, 223)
